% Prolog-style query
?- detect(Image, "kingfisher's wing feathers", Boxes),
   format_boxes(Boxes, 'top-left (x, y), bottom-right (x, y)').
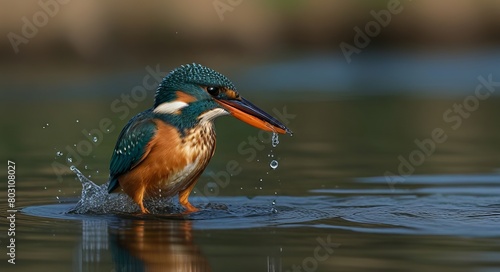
top-left (108, 113), bottom-right (157, 193)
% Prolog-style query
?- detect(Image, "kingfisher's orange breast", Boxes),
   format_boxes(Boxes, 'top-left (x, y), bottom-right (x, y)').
top-left (117, 119), bottom-right (216, 200)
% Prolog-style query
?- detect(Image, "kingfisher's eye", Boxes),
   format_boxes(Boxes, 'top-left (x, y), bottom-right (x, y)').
top-left (207, 86), bottom-right (220, 96)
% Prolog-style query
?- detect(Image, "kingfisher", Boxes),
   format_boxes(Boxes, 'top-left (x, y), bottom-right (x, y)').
top-left (108, 63), bottom-right (292, 213)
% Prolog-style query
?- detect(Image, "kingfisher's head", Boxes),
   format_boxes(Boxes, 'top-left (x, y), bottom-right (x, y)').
top-left (153, 63), bottom-right (292, 135)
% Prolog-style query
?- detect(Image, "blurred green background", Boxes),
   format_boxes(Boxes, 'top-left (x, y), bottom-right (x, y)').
top-left (2, 0), bottom-right (500, 190)
top-left (3, 0), bottom-right (500, 95)
top-left (1, 4), bottom-right (500, 111)
top-left (2, 0), bottom-right (500, 69)
top-left (2, 0), bottom-right (500, 60)
top-left (2, 2), bottom-right (500, 271)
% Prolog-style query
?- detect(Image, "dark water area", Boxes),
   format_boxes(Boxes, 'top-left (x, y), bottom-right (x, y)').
top-left (1, 57), bottom-right (500, 271)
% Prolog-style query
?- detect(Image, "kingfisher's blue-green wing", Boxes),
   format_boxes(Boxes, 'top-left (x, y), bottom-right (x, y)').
top-left (108, 112), bottom-right (157, 193)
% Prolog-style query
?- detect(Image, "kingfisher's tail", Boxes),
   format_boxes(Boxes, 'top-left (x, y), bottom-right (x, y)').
top-left (108, 177), bottom-right (121, 193)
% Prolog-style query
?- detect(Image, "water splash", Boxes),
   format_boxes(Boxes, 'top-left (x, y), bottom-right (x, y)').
top-left (69, 165), bottom-right (111, 213)
top-left (270, 199), bottom-right (278, 214)
top-left (68, 166), bottom-right (177, 214)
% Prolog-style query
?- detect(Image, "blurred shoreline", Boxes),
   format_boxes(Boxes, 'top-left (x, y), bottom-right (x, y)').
top-left (2, 1), bottom-right (500, 63)
top-left (3, 1), bottom-right (500, 101)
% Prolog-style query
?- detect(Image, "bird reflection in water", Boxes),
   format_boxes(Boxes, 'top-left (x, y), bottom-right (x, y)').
top-left (76, 218), bottom-right (211, 271)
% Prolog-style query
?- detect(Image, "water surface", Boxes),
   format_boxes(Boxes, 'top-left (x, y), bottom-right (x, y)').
top-left (1, 84), bottom-right (500, 271)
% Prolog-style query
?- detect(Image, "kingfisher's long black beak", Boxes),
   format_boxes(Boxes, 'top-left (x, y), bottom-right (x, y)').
top-left (216, 97), bottom-right (292, 135)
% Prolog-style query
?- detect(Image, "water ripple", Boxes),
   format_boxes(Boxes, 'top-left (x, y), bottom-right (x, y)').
top-left (21, 173), bottom-right (500, 237)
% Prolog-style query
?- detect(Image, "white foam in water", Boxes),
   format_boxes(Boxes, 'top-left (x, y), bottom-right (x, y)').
top-left (68, 166), bottom-right (177, 214)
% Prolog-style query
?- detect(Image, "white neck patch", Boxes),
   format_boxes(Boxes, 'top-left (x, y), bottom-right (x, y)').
top-left (153, 101), bottom-right (189, 114)
top-left (198, 108), bottom-right (228, 123)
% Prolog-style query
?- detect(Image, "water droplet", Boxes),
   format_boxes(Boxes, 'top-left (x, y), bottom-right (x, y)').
top-left (271, 199), bottom-right (278, 213)
top-left (207, 182), bottom-right (217, 193)
top-left (240, 187), bottom-right (243, 190)
top-left (84, 165), bottom-right (88, 169)
top-left (44, 187), bottom-right (47, 190)
top-left (67, 157), bottom-right (73, 163)
top-left (92, 136), bottom-right (98, 143)
top-left (56, 196), bottom-right (59, 200)
top-left (56, 151), bottom-right (63, 157)
top-left (270, 160), bottom-right (278, 169)
top-left (96, 170), bottom-right (99, 174)
top-left (259, 178), bottom-right (263, 182)
top-left (76, 119), bottom-right (79, 123)
top-left (272, 133), bottom-right (279, 147)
